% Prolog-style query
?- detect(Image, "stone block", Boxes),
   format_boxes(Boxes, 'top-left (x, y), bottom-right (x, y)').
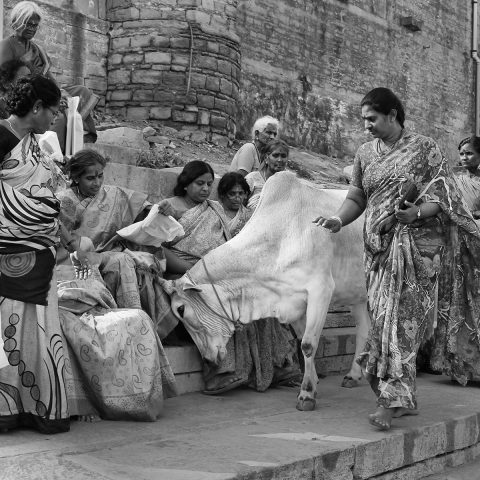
top-left (179, 0), bottom-right (202, 7)
top-left (130, 34), bottom-right (152, 48)
top-left (217, 59), bottom-right (232, 76)
top-left (170, 37), bottom-right (191, 49)
top-left (139, 8), bottom-right (162, 19)
top-left (123, 53), bottom-right (143, 64)
top-left (186, 9), bottom-right (211, 25)
top-left (126, 106), bottom-right (150, 121)
top-left (108, 68), bottom-right (131, 84)
top-left (172, 110), bottom-right (198, 123)
top-left (131, 69), bottom-right (162, 84)
top-left (110, 6), bottom-right (139, 21)
top-left (154, 91), bottom-right (176, 103)
top-left (163, 72), bottom-right (186, 86)
top-left (207, 41), bottom-right (219, 53)
top-left (197, 110), bottom-right (210, 125)
top-left (150, 107), bottom-right (172, 120)
top-left (202, 0), bottom-right (215, 9)
top-left (197, 95), bottom-right (215, 108)
top-left (132, 89), bottom-right (154, 101)
top-left (111, 36), bottom-right (130, 50)
top-left (190, 73), bottom-right (207, 89)
top-left (219, 78), bottom-right (233, 96)
top-left (109, 53), bottom-right (123, 65)
top-left (110, 90), bottom-right (132, 101)
top-left (145, 51), bottom-right (172, 64)
top-left (214, 97), bottom-right (228, 112)
top-left (172, 54), bottom-right (190, 66)
top-left (195, 55), bottom-right (217, 71)
top-left (210, 115), bottom-right (227, 129)
top-left (171, 65), bottom-right (187, 72)
top-left (152, 36), bottom-right (170, 48)
top-left (96, 127), bottom-right (150, 149)
top-left (206, 76), bottom-right (220, 91)
top-left (144, 135), bottom-right (170, 145)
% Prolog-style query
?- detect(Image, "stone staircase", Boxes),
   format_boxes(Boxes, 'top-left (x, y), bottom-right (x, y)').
top-left (89, 132), bottom-right (358, 394)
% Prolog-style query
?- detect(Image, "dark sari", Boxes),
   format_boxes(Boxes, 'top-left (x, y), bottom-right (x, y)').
top-left (354, 130), bottom-right (480, 409)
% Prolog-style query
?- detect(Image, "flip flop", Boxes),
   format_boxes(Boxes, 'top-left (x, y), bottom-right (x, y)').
top-left (202, 377), bottom-right (245, 395)
top-left (368, 412), bottom-right (391, 431)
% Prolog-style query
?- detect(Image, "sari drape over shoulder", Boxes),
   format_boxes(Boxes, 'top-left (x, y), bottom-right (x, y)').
top-left (354, 130), bottom-right (480, 408)
top-left (169, 199), bottom-right (231, 265)
top-left (0, 133), bottom-right (69, 433)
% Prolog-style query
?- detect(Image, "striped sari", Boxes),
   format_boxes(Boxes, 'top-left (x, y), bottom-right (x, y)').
top-left (0, 133), bottom-right (69, 433)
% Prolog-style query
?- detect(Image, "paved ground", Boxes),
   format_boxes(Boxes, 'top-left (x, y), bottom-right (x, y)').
top-left (1, 373), bottom-right (480, 480)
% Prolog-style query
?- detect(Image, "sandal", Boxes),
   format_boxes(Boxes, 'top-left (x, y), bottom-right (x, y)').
top-left (202, 375), bottom-right (245, 395)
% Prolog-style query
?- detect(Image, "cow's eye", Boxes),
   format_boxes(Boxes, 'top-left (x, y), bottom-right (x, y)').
top-left (177, 305), bottom-right (185, 318)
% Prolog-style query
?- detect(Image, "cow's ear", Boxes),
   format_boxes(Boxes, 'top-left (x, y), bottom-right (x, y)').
top-left (183, 277), bottom-right (203, 292)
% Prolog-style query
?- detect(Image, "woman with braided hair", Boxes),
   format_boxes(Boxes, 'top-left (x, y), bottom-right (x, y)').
top-left (0, 75), bottom-right (89, 433)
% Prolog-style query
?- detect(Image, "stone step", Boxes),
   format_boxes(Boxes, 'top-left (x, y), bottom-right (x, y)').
top-left (165, 321), bottom-right (357, 395)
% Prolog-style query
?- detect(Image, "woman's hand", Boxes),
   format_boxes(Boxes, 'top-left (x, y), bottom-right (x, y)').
top-left (70, 249), bottom-right (92, 279)
top-left (312, 215), bottom-right (342, 233)
top-left (157, 199), bottom-right (176, 218)
top-left (395, 201), bottom-right (419, 224)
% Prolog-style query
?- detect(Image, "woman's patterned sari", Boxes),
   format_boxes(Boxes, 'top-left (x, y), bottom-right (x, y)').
top-left (354, 130), bottom-right (480, 409)
top-left (0, 134), bottom-right (69, 433)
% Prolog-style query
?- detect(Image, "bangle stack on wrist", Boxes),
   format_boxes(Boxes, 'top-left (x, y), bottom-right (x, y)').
top-left (64, 239), bottom-right (76, 253)
top-left (330, 215), bottom-right (343, 227)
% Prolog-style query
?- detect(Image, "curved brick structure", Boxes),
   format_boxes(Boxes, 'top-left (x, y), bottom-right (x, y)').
top-left (106, 0), bottom-right (240, 142)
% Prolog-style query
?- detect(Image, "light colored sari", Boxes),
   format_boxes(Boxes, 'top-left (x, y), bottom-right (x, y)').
top-left (354, 130), bottom-right (480, 410)
top-left (57, 265), bottom-right (177, 421)
top-left (0, 133), bottom-right (69, 433)
top-left (57, 185), bottom-right (173, 337)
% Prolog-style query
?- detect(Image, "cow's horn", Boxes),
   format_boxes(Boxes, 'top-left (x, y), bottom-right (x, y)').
top-left (158, 278), bottom-right (176, 295)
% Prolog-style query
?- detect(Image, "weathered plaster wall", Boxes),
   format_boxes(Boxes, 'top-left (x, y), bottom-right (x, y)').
top-left (2, 0), bottom-right (109, 99)
top-left (236, 0), bottom-right (474, 161)
top-left (105, 0), bottom-right (240, 142)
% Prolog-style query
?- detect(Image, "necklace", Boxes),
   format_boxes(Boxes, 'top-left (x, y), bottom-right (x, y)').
top-left (376, 129), bottom-right (404, 156)
top-left (5, 118), bottom-right (22, 139)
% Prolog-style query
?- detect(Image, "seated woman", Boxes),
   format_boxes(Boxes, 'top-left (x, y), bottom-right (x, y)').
top-left (0, 59), bottom-right (31, 118)
top-left (229, 115), bottom-right (280, 177)
top-left (158, 163), bottom-right (301, 394)
top-left (56, 149), bottom-right (175, 334)
top-left (455, 136), bottom-right (480, 219)
top-left (57, 252), bottom-right (177, 422)
top-left (0, 1), bottom-right (99, 152)
top-left (217, 171), bottom-right (252, 236)
top-left (245, 139), bottom-right (290, 209)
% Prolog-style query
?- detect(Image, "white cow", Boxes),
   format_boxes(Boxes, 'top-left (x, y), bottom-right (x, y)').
top-left (161, 172), bottom-right (370, 410)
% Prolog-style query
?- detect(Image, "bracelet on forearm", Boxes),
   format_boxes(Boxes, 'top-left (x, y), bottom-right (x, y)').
top-left (64, 239), bottom-right (76, 253)
top-left (330, 215), bottom-right (343, 227)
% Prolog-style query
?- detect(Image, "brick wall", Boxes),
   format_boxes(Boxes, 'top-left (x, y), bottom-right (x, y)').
top-left (2, 0), bottom-right (109, 100)
top-left (105, 0), bottom-right (240, 142)
top-left (236, 0), bottom-right (474, 162)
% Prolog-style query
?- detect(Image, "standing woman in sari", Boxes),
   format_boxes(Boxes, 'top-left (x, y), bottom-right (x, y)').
top-left (0, 75), bottom-right (88, 433)
top-left (314, 87), bottom-right (480, 431)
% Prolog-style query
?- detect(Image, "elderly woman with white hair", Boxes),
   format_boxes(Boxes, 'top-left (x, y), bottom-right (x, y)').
top-left (0, 1), bottom-right (99, 152)
top-left (229, 115), bottom-right (280, 176)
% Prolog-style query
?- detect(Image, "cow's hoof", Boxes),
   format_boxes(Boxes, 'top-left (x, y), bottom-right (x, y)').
top-left (341, 375), bottom-right (359, 388)
top-left (296, 396), bottom-right (316, 411)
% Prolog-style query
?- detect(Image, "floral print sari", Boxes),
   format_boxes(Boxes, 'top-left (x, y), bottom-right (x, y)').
top-left (353, 130), bottom-right (480, 409)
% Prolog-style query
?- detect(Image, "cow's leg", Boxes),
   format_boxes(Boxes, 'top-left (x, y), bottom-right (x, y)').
top-left (297, 275), bottom-right (334, 411)
top-left (342, 301), bottom-right (370, 388)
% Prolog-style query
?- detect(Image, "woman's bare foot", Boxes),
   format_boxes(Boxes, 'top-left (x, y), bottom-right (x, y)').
top-left (368, 406), bottom-right (394, 431)
top-left (392, 407), bottom-right (419, 418)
